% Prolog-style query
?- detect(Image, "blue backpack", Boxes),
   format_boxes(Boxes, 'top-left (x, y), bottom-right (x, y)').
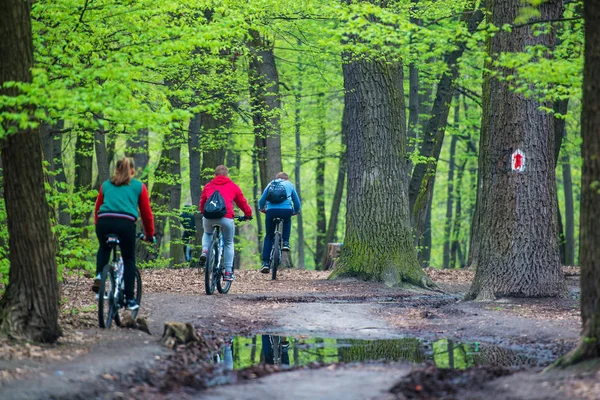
top-left (266, 180), bottom-right (288, 204)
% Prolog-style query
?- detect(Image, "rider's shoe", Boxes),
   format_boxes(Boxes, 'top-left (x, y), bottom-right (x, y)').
top-left (223, 271), bottom-right (234, 282)
top-left (91, 274), bottom-right (101, 293)
top-left (126, 299), bottom-right (140, 311)
top-left (260, 263), bottom-right (270, 274)
top-left (282, 242), bottom-right (291, 251)
top-left (199, 251), bottom-right (208, 267)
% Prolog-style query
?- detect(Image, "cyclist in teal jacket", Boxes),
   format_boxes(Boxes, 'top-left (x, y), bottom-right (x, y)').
top-left (258, 172), bottom-right (301, 273)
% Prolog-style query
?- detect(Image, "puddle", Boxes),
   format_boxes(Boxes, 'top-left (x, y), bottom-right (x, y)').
top-left (213, 336), bottom-right (554, 371)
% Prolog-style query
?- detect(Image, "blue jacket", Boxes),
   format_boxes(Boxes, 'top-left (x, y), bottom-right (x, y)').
top-left (258, 179), bottom-right (302, 213)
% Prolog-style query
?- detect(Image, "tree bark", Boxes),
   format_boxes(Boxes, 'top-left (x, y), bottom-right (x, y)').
top-left (418, 176), bottom-right (434, 268)
top-left (408, 8), bottom-right (484, 242)
top-left (168, 141), bottom-right (185, 266)
top-left (557, 0), bottom-right (600, 364)
top-left (52, 123), bottom-right (70, 226)
top-left (200, 112), bottom-right (228, 185)
top-left (451, 158), bottom-right (468, 268)
top-left (466, 0), bottom-right (566, 300)
top-left (443, 134), bottom-right (458, 269)
top-left (188, 115), bottom-right (202, 207)
top-left (553, 99), bottom-right (567, 264)
top-left (94, 126), bottom-right (110, 189)
top-left (252, 150), bottom-right (264, 255)
top-left (248, 29), bottom-right (283, 188)
top-left (0, 0), bottom-right (61, 342)
top-left (315, 93), bottom-right (327, 269)
top-left (126, 128), bottom-right (149, 180)
top-left (73, 131), bottom-right (94, 229)
top-left (331, 55), bottom-right (432, 288)
top-left (321, 114), bottom-right (347, 268)
top-left (294, 92), bottom-right (306, 269)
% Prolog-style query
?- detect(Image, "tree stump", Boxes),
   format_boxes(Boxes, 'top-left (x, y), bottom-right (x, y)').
top-left (323, 243), bottom-right (342, 271)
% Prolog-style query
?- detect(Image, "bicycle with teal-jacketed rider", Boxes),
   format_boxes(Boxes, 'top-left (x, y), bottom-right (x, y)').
top-left (199, 165), bottom-right (253, 282)
top-left (92, 157), bottom-right (155, 312)
top-left (258, 172), bottom-right (302, 274)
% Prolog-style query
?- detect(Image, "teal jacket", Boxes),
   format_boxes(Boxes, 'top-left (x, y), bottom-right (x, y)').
top-left (258, 179), bottom-right (301, 213)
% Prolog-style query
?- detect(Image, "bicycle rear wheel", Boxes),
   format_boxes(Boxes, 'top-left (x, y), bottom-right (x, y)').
top-left (98, 263), bottom-right (118, 328)
top-left (271, 233), bottom-right (281, 281)
top-left (205, 238), bottom-right (219, 295)
top-left (132, 268), bottom-right (142, 319)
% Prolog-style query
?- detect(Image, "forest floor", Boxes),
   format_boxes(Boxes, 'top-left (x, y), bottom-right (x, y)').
top-left (1, 266), bottom-right (599, 399)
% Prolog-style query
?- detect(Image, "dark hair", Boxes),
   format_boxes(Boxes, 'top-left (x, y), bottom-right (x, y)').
top-left (215, 165), bottom-right (229, 176)
top-left (276, 172), bottom-right (289, 180)
top-left (111, 157), bottom-right (135, 186)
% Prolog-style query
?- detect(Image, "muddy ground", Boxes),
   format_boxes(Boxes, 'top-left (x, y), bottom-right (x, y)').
top-left (1, 266), bottom-right (598, 400)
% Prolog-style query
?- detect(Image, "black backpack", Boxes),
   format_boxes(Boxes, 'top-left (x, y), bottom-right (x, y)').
top-left (266, 180), bottom-right (288, 204)
top-left (203, 190), bottom-right (227, 219)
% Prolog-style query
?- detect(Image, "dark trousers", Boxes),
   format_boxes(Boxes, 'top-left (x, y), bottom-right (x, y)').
top-left (262, 209), bottom-right (293, 263)
top-left (96, 217), bottom-right (137, 299)
top-left (261, 335), bottom-right (290, 365)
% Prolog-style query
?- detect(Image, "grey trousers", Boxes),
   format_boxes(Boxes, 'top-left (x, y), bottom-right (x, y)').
top-left (202, 217), bottom-right (235, 272)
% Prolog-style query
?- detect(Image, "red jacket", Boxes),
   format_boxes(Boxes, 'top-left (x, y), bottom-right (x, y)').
top-left (200, 176), bottom-right (253, 219)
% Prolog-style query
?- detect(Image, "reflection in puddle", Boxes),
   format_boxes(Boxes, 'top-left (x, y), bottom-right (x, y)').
top-left (213, 336), bottom-right (547, 371)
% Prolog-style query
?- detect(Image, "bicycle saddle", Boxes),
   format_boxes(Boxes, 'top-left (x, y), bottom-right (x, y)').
top-left (106, 234), bottom-right (120, 244)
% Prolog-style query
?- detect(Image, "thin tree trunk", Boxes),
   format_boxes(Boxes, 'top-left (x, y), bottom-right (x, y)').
top-left (200, 112), bottom-right (228, 185)
top-left (409, 8), bottom-right (484, 241)
top-left (466, 0), bottom-right (566, 300)
top-left (248, 29), bottom-right (283, 188)
top-left (94, 126), bottom-right (110, 189)
top-left (451, 158), bottom-right (468, 268)
top-left (168, 142), bottom-right (185, 266)
top-left (557, 0), bottom-right (600, 363)
top-left (40, 122), bottom-right (54, 184)
top-left (322, 115), bottom-right (347, 269)
top-left (553, 99), bottom-right (568, 264)
top-left (294, 92), bottom-right (306, 269)
top-left (443, 99), bottom-right (460, 269)
top-left (126, 128), bottom-right (149, 180)
top-left (332, 53), bottom-right (432, 288)
top-left (52, 124), bottom-right (70, 226)
top-left (252, 150), bottom-right (264, 254)
top-left (418, 176), bottom-right (434, 268)
top-left (0, 0), bottom-right (61, 342)
top-left (73, 131), bottom-right (94, 229)
top-left (315, 93), bottom-right (327, 269)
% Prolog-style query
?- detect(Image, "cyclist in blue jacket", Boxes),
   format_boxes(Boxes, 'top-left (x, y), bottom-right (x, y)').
top-left (258, 172), bottom-right (301, 273)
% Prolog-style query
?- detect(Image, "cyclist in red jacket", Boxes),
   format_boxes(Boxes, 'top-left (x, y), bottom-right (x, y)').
top-left (93, 157), bottom-right (155, 310)
top-left (200, 165), bottom-right (253, 281)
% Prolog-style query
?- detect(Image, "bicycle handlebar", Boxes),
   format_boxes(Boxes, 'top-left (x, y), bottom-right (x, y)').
top-left (236, 215), bottom-right (253, 222)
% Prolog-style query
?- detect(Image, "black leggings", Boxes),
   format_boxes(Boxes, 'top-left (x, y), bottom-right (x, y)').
top-left (96, 217), bottom-right (136, 299)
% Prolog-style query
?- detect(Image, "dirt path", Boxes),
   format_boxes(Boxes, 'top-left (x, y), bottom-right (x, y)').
top-left (1, 268), bottom-right (597, 399)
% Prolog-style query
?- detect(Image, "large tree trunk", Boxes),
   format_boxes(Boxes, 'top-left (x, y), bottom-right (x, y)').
top-left (408, 8), bottom-right (484, 242)
top-left (331, 56), bottom-right (432, 288)
top-left (248, 30), bottom-right (283, 188)
top-left (466, 0), bottom-right (566, 300)
top-left (0, 0), bottom-right (61, 342)
top-left (557, 0), bottom-right (600, 364)
top-left (294, 93), bottom-right (306, 269)
top-left (315, 93), bottom-right (327, 269)
top-left (200, 112), bottom-right (228, 185)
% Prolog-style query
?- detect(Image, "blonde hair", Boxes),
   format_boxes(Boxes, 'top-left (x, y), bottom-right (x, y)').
top-left (111, 157), bottom-right (135, 186)
top-left (215, 165), bottom-right (229, 176)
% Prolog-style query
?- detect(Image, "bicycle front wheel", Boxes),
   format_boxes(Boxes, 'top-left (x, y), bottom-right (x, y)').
top-left (98, 263), bottom-right (118, 328)
top-left (205, 239), bottom-right (219, 295)
top-left (271, 233), bottom-right (281, 281)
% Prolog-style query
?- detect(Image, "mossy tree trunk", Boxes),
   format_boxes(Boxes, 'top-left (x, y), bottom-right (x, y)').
top-left (557, 0), bottom-right (600, 365)
top-left (0, 0), bottom-right (61, 342)
top-left (466, 0), bottom-right (566, 300)
top-left (315, 92), bottom-right (327, 269)
top-left (331, 55), bottom-right (432, 288)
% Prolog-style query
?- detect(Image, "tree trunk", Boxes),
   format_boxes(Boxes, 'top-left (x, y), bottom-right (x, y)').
top-left (450, 158), bottom-right (468, 268)
top-left (248, 29), bottom-right (283, 188)
top-left (126, 129), bottom-right (149, 180)
top-left (554, 99), bottom-right (576, 266)
top-left (200, 112), bottom-right (228, 185)
top-left (315, 93), bottom-right (327, 269)
top-left (443, 134), bottom-right (458, 269)
top-left (40, 122), bottom-right (54, 184)
top-left (407, 64), bottom-right (419, 160)
top-left (443, 98), bottom-right (460, 269)
top-left (0, 0), bottom-right (61, 342)
top-left (331, 56), bottom-right (432, 288)
top-left (252, 150), bottom-right (264, 254)
top-left (408, 8), bottom-right (484, 241)
top-left (294, 92), bottom-right (306, 269)
top-left (557, 0), bottom-right (600, 364)
top-left (466, 0), bottom-right (566, 300)
top-left (52, 124), bottom-right (70, 226)
top-left (188, 115), bottom-right (202, 206)
top-left (167, 142), bottom-right (185, 266)
top-left (73, 131), bottom-right (94, 228)
top-left (418, 177), bottom-right (434, 268)
top-left (94, 126), bottom-right (110, 189)
top-left (321, 115), bottom-right (347, 268)
top-left (553, 99), bottom-right (567, 264)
